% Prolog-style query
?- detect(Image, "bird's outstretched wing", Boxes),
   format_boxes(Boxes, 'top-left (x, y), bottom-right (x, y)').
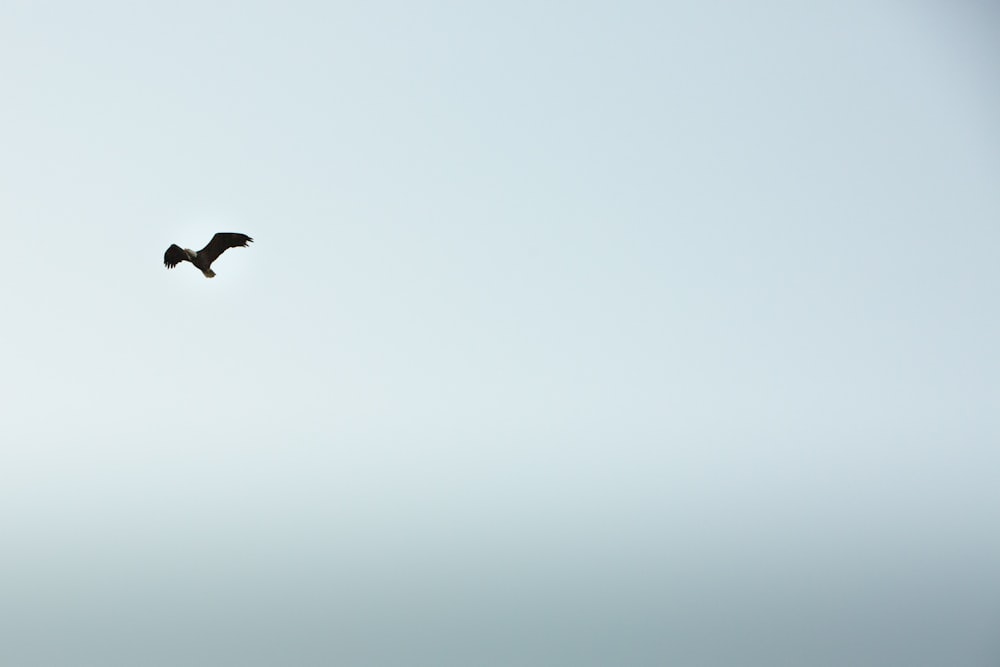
top-left (198, 233), bottom-right (254, 266)
top-left (163, 244), bottom-right (189, 269)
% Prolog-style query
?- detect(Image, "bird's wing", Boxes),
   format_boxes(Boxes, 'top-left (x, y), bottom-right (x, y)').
top-left (197, 233), bottom-right (254, 265)
top-left (163, 244), bottom-right (189, 269)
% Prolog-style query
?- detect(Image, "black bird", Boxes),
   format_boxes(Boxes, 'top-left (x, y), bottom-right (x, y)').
top-left (164, 233), bottom-right (253, 278)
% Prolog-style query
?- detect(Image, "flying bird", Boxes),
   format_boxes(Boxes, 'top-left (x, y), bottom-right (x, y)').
top-left (163, 232), bottom-right (253, 278)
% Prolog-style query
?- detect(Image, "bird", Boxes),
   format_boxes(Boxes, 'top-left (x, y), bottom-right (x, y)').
top-left (163, 232), bottom-right (253, 278)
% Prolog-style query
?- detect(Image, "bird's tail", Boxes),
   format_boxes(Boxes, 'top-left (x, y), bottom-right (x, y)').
top-left (201, 268), bottom-right (216, 278)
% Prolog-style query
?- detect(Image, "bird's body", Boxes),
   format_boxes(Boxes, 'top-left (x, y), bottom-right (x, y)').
top-left (164, 233), bottom-right (253, 278)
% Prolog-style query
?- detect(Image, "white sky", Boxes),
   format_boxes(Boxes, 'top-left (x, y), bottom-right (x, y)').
top-left (1, 1), bottom-right (999, 665)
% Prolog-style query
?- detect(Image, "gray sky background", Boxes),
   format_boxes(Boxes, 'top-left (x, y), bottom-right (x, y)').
top-left (1, 1), bottom-right (998, 665)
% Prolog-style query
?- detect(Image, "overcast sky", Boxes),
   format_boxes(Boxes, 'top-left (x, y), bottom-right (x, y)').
top-left (1, 1), bottom-right (999, 665)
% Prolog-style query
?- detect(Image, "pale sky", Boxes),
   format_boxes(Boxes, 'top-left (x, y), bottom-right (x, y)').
top-left (1, 1), bottom-right (999, 665)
